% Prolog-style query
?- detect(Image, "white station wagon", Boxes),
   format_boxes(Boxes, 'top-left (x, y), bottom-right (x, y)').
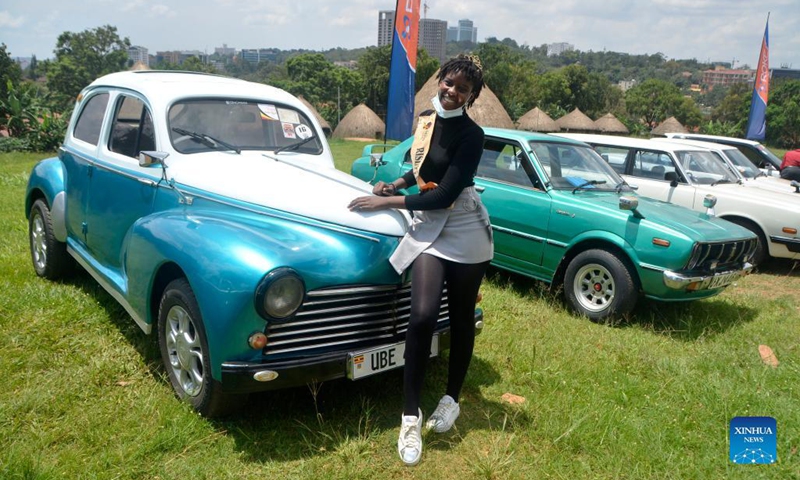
top-left (554, 133), bottom-right (800, 265)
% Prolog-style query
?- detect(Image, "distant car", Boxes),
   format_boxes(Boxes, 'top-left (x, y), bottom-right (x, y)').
top-left (659, 137), bottom-right (800, 196)
top-left (352, 129), bottom-right (756, 320)
top-left (663, 133), bottom-right (782, 175)
top-left (25, 71), bottom-right (483, 416)
top-left (556, 133), bottom-right (800, 265)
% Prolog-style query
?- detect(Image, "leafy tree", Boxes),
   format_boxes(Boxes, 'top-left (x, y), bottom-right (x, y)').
top-left (766, 80), bottom-right (800, 147)
top-left (47, 25), bottom-right (130, 109)
top-left (711, 82), bottom-right (750, 133)
top-left (624, 79), bottom-right (683, 127)
top-left (0, 44), bottom-right (23, 117)
top-left (179, 56), bottom-right (219, 74)
top-left (357, 45), bottom-right (392, 115)
top-left (27, 54), bottom-right (39, 80)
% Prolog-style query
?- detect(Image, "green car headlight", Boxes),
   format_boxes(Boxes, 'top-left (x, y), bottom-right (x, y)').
top-left (255, 268), bottom-right (305, 321)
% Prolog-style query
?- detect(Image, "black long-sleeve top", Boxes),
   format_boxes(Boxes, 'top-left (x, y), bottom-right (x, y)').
top-left (401, 111), bottom-right (484, 211)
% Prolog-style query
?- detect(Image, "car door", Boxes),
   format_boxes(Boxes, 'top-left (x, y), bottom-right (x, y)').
top-left (475, 137), bottom-right (552, 278)
top-left (83, 92), bottom-right (159, 274)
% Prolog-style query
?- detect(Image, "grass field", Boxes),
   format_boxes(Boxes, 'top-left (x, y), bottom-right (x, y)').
top-left (1, 147), bottom-right (798, 479)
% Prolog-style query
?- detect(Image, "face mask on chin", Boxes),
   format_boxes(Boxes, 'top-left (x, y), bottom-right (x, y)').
top-left (431, 95), bottom-right (465, 119)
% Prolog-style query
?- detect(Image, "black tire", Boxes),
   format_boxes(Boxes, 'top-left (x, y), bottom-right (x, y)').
top-left (28, 198), bottom-right (73, 279)
top-left (564, 249), bottom-right (637, 321)
top-left (725, 218), bottom-right (768, 267)
top-left (157, 278), bottom-right (244, 417)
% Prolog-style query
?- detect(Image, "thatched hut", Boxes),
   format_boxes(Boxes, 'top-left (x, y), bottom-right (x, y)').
top-left (298, 96), bottom-right (332, 137)
top-left (594, 113), bottom-right (629, 134)
top-left (651, 116), bottom-right (687, 136)
top-left (332, 104), bottom-right (385, 140)
top-left (413, 71), bottom-right (514, 129)
top-left (516, 107), bottom-right (559, 132)
top-left (555, 108), bottom-right (598, 132)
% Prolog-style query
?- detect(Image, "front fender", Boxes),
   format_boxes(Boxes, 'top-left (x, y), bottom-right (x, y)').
top-left (25, 157), bottom-right (67, 241)
top-left (124, 209), bottom-right (401, 379)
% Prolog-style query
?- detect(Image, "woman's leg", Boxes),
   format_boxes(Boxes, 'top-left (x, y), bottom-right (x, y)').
top-left (444, 260), bottom-right (490, 402)
top-left (403, 253), bottom-right (446, 416)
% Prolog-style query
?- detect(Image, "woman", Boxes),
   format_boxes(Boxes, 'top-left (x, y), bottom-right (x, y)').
top-left (348, 54), bottom-right (493, 466)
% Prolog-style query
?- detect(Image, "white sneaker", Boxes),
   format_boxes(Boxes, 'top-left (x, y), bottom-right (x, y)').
top-left (397, 408), bottom-right (423, 466)
top-left (425, 395), bottom-right (460, 433)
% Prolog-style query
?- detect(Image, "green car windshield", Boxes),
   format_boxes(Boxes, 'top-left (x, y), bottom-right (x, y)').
top-left (529, 141), bottom-right (626, 191)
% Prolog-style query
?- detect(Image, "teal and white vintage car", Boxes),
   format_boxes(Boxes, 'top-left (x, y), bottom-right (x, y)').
top-left (352, 129), bottom-right (757, 320)
top-left (25, 71), bottom-right (481, 416)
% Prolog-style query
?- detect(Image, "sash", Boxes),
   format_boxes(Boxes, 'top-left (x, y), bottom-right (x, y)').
top-left (410, 111), bottom-right (438, 192)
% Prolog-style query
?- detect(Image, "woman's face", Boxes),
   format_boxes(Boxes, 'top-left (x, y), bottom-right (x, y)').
top-left (438, 70), bottom-right (474, 111)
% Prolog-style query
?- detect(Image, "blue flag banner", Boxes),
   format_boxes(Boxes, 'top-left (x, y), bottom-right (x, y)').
top-left (745, 17), bottom-right (769, 140)
top-left (385, 0), bottom-right (421, 141)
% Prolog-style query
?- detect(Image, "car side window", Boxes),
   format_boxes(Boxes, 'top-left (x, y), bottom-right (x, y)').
top-left (477, 139), bottom-right (537, 188)
top-left (593, 145), bottom-right (628, 174)
top-left (737, 147), bottom-right (764, 168)
top-left (109, 95), bottom-right (155, 159)
top-left (632, 150), bottom-right (676, 180)
top-left (73, 93), bottom-right (110, 146)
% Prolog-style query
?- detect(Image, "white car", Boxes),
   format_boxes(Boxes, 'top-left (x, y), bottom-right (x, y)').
top-left (663, 133), bottom-right (782, 177)
top-left (554, 133), bottom-right (800, 265)
top-left (658, 138), bottom-right (800, 196)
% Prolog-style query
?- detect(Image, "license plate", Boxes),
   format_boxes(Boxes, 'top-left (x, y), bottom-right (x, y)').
top-left (347, 335), bottom-right (439, 380)
top-left (705, 271), bottom-right (740, 289)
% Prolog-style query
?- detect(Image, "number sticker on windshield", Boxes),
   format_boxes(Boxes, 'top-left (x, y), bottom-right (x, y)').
top-left (295, 124), bottom-right (312, 139)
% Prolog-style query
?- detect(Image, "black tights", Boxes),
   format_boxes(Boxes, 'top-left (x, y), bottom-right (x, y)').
top-left (403, 253), bottom-right (490, 416)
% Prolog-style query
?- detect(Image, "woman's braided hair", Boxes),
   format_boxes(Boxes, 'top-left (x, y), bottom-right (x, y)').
top-left (436, 54), bottom-right (484, 109)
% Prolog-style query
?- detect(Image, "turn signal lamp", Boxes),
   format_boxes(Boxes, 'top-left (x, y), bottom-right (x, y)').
top-left (783, 227), bottom-right (797, 235)
top-left (652, 238), bottom-right (671, 247)
top-left (248, 332), bottom-right (267, 350)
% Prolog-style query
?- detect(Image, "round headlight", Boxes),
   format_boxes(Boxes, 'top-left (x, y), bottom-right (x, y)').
top-left (255, 268), bottom-right (305, 320)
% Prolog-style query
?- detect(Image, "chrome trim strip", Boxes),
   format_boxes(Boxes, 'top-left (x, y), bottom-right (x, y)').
top-left (491, 225), bottom-right (545, 243)
top-left (638, 262), bottom-right (665, 272)
top-left (67, 245), bottom-right (151, 335)
top-left (546, 239), bottom-right (568, 248)
top-left (770, 235), bottom-right (800, 246)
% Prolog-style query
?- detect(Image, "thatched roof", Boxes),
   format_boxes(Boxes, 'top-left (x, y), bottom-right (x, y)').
top-left (555, 108), bottom-right (598, 132)
top-left (516, 107), bottom-right (559, 132)
top-left (413, 71), bottom-right (514, 129)
top-left (594, 113), bottom-right (629, 134)
top-left (332, 104), bottom-right (385, 140)
top-left (651, 116), bottom-right (687, 135)
top-left (298, 96), bottom-right (331, 136)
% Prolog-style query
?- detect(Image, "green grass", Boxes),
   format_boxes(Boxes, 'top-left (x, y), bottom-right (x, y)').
top-left (2, 148), bottom-right (798, 479)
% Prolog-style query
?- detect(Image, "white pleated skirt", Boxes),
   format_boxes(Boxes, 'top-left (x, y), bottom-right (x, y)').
top-left (389, 186), bottom-right (494, 274)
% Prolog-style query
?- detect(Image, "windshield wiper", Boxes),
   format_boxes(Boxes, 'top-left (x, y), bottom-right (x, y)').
top-left (172, 127), bottom-right (241, 154)
top-left (754, 170), bottom-right (768, 178)
top-left (710, 178), bottom-right (733, 186)
top-left (572, 179), bottom-right (607, 194)
top-left (274, 135), bottom-right (316, 154)
top-left (614, 180), bottom-right (633, 193)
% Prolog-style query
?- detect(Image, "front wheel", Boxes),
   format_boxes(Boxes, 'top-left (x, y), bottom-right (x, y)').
top-left (564, 249), bottom-right (637, 321)
top-left (157, 278), bottom-right (244, 417)
top-left (28, 198), bottom-right (73, 279)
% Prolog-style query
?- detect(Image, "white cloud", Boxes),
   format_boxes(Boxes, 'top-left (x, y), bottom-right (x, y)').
top-left (0, 11), bottom-right (25, 28)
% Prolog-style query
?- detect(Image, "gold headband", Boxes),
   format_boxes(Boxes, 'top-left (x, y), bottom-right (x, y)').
top-left (466, 54), bottom-right (483, 73)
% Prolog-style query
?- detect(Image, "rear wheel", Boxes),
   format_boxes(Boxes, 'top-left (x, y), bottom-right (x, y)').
top-left (726, 218), bottom-right (768, 267)
top-left (157, 278), bottom-right (244, 417)
top-left (28, 199), bottom-right (73, 279)
top-left (564, 249), bottom-right (637, 321)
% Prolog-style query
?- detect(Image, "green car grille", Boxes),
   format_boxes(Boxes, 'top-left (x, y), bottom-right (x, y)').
top-left (685, 238), bottom-right (758, 271)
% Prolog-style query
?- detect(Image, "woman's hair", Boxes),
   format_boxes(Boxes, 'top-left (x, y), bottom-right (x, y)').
top-left (436, 54), bottom-right (484, 109)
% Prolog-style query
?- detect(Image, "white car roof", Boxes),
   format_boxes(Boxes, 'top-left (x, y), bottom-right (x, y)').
top-left (663, 133), bottom-right (762, 147)
top-left (657, 138), bottom-right (739, 152)
top-left (552, 133), bottom-right (712, 153)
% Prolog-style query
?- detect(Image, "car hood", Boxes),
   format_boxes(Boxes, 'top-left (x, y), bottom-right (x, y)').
top-left (167, 151), bottom-right (411, 237)
top-left (580, 193), bottom-right (754, 241)
top-left (743, 176), bottom-right (800, 196)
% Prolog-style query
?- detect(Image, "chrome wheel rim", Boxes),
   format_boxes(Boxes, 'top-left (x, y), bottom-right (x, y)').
top-left (573, 263), bottom-right (615, 313)
top-left (165, 305), bottom-right (204, 397)
top-left (31, 212), bottom-right (47, 271)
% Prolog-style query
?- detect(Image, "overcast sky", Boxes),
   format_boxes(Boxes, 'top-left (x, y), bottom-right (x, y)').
top-left (2, 0), bottom-right (798, 70)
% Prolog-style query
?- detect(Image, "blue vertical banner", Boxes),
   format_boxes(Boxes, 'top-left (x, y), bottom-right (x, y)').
top-left (385, 0), bottom-right (421, 141)
top-left (745, 15), bottom-right (769, 140)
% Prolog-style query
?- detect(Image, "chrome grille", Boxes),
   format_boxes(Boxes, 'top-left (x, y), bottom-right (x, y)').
top-left (685, 238), bottom-right (757, 271)
top-left (264, 284), bottom-right (450, 356)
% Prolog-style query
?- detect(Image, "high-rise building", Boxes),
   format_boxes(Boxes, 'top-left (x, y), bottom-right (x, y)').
top-left (547, 42), bottom-right (575, 57)
top-left (447, 19), bottom-right (477, 43)
top-left (128, 45), bottom-right (149, 67)
top-left (420, 18), bottom-right (447, 63)
top-left (378, 10), bottom-right (395, 47)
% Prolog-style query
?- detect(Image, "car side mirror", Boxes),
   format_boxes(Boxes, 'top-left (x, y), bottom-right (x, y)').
top-left (139, 150), bottom-right (169, 167)
top-left (369, 153), bottom-right (386, 168)
top-left (791, 180), bottom-right (800, 193)
top-left (619, 195), bottom-right (644, 219)
top-left (665, 171), bottom-right (679, 187)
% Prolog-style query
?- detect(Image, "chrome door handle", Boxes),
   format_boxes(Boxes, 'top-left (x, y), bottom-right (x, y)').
top-left (475, 186), bottom-right (485, 193)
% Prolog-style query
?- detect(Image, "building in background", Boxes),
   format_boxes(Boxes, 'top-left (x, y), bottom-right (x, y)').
top-left (547, 42), bottom-right (575, 57)
top-left (377, 9), bottom-right (447, 64)
top-left (702, 66), bottom-right (754, 90)
top-left (240, 48), bottom-right (280, 64)
top-left (215, 44), bottom-right (236, 56)
top-left (377, 10), bottom-right (395, 47)
top-left (154, 50), bottom-right (208, 66)
top-left (447, 19), bottom-right (478, 43)
top-left (128, 45), bottom-right (149, 67)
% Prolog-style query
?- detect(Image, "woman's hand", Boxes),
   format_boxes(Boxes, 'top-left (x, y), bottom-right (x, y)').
top-left (348, 195), bottom-right (390, 212)
top-left (372, 181), bottom-right (397, 196)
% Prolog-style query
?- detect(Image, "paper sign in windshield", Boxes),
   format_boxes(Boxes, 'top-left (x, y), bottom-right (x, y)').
top-left (282, 122), bottom-right (296, 139)
top-left (258, 104), bottom-right (279, 121)
top-left (278, 108), bottom-right (300, 124)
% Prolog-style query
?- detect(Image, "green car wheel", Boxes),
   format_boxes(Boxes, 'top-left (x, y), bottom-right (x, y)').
top-left (564, 249), bottom-right (637, 321)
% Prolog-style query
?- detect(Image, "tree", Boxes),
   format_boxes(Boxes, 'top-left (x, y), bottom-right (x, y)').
top-left (711, 82), bottom-right (750, 134)
top-left (766, 80), bottom-right (800, 147)
top-left (47, 25), bottom-right (130, 108)
top-left (624, 79), bottom-right (683, 127)
top-left (357, 45), bottom-right (392, 115)
top-left (0, 43), bottom-right (23, 117)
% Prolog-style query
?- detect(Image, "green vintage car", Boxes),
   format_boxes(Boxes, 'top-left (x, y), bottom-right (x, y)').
top-left (352, 128), bottom-right (758, 320)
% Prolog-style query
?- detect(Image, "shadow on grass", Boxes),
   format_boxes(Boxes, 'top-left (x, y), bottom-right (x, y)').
top-left (61, 267), bottom-right (509, 463)
top-left (754, 258), bottom-right (799, 277)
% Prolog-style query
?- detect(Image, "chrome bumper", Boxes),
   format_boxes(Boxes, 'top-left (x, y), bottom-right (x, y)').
top-left (663, 263), bottom-right (753, 291)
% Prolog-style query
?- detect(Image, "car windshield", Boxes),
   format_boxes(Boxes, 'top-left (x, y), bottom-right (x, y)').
top-left (168, 99), bottom-right (323, 155)
top-left (723, 148), bottom-right (762, 179)
top-left (529, 141), bottom-right (626, 191)
top-left (675, 150), bottom-right (738, 185)
top-left (756, 144), bottom-right (783, 166)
